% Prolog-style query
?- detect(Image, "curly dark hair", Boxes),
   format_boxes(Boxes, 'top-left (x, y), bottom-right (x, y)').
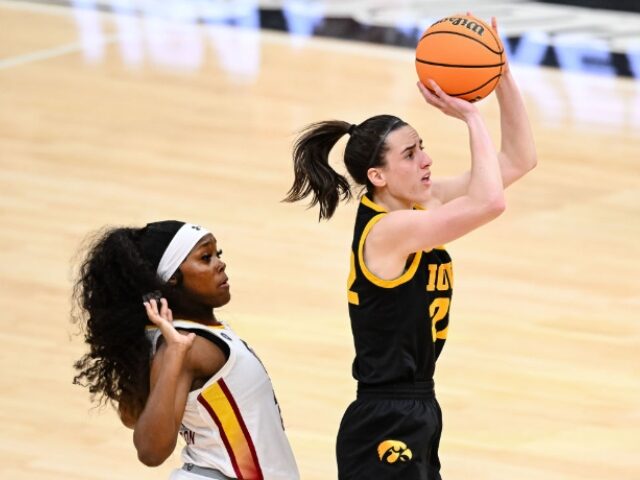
top-left (71, 226), bottom-right (186, 419)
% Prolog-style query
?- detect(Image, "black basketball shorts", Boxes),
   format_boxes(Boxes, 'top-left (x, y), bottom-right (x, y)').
top-left (336, 383), bottom-right (442, 480)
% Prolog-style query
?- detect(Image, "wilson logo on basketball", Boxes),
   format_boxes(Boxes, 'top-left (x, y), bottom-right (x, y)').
top-left (415, 14), bottom-right (505, 102)
top-left (432, 16), bottom-right (485, 36)
top-left (377, 440), bottom-right (413, 464)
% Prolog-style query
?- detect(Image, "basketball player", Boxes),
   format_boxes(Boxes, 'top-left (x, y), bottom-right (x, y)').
top-left (73, 221), bottom-right (299, 480)
top-left (284, 18), bottom-right (536, 480)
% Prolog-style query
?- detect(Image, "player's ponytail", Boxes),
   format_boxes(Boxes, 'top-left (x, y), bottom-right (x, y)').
top-left (284, 120), bottom-right (353, 220)
top-left (285, 115), bottom-right (407, 219)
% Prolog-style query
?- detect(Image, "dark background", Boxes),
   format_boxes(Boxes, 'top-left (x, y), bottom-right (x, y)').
top-left (536, 0), bottom-right (640, 12)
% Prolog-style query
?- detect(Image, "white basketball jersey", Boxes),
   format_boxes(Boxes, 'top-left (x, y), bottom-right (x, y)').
top-left (147, 320), bottom-right (299, 480)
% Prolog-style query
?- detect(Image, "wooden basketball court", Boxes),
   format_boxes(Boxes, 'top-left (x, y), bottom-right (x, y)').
top-left (1, 1), bottom-right (638, 479)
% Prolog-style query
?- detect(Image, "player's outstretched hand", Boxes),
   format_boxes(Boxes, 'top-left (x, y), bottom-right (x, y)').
top-left (490, 16), bottom-right (510, 74)
top-left (417, 80), bottom-right (479, 121)
top-left (143, 297), bottom-right (195, 352)
top-left (465, 11), bottom-right (510, 75)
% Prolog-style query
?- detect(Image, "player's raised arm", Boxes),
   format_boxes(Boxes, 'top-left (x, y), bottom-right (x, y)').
top-left (367, 80), bottom-right (504, 264)
top-left (493, 15), bottom-right (537, 187)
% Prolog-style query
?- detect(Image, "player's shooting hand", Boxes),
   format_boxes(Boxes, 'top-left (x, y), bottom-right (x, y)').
top-left (417, 80), bottom-right (479, 121)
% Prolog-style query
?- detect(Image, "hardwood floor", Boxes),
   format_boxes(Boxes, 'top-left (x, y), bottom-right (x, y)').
top-left (1, 1), bottom-right (638, 479)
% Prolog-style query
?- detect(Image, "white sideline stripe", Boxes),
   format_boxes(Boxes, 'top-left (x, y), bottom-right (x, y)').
top-left (0, 43), bottom-right (84, 69)
top-left (0, 36), bottom-right (118, 70)
top-left (0, 0), bottom-right (118, 70)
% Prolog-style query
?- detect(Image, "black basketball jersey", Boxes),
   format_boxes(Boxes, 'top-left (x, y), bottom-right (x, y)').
top-left (347, 195), bottom-right (453, 385)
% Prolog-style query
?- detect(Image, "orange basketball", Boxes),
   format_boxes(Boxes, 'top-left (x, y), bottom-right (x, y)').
top-left (415, 15), bottom-right (505, 102)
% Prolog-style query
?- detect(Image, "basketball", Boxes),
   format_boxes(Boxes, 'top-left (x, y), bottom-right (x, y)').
top-left (415, 14), bottom-right (505, 102)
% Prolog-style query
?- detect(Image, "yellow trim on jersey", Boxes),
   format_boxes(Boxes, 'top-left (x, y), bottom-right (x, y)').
top-left (347, 252), bottom-right (360, 305)
top-left (146, 320), bottom-right (225, 330)
top-left (173, 320), bottom-right (226, 329)
top-left (199, 381), bottom-right (261, 478)
top-left (361, 195), bottom-right (387, 213)
top-left (347, 291), bottom-right (360, 305)
top-left (357, 214), bottom-right (423, 288)
top-left (361, 196), bottom-right (448, 252)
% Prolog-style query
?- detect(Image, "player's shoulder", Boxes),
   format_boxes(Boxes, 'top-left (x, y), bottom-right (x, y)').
top-left (187, 334), bottom-right (227, 378)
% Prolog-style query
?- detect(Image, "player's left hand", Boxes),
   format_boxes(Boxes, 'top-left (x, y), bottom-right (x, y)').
top-left (490, 16), bottom-right (510, 74)
top-left (143, 297), bottom-right (195, 353)
top-left (466, 12), bottom-right (510, 75)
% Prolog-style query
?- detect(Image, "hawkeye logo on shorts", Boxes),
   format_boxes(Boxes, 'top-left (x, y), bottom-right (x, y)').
top-left (377, 440), bottom-right (413, 464)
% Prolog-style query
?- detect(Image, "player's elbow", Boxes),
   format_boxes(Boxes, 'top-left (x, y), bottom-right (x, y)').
top-left (483, 194), bottom-right (506, 219)
top-left (135, 437), bottom-right (175, 467)
top-left (526, 152), bottom-right (538, 172)
top-left (137, 447), bottom-right (171, 467)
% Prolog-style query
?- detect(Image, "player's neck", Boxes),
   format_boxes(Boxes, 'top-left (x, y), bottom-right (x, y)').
top-left (372, 191), bottom-right (412, 212)
top-left (175, 306), bottom-right (220, 326)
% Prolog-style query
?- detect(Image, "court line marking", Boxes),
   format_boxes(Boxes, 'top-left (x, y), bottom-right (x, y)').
top-left (0, 0), bottom-right (119, 70)
top-left (0, 40), bottom-right (107, 70)
top-left (0, 34), bottom-right (121, 70)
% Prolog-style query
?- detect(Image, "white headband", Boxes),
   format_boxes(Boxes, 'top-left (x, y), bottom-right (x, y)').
top-left (156, 223), bottom-right (210, 282)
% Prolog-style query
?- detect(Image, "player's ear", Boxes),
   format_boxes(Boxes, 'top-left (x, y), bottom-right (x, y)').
top-left (167, 269), bottom-right (182, 287)
top-left (367, 167), bottom-right (386, 188)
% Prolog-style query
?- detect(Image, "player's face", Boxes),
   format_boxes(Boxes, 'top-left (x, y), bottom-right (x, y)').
top-left (376, 125), bottom-right (433, 205)
top-left (178, 233), bottom-right (230, 308)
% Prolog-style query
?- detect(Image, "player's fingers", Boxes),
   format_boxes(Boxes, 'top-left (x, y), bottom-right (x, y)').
top-left (159, 297), bottom-right (169, 318)
top-left (417, 81), bottom-right (429, 93)
top-left (143, 300), bottom-right (162, 326)
top-left (167, 308), bottom-right (173, 322)
top-left (417, 82), bottom-right (442, 106)
top-left (428, 80), bottom-right (448, 99)
top-left (417, 81), bottom-right (433, 99)
top-left (492, 16), bottom-right (498, 32)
